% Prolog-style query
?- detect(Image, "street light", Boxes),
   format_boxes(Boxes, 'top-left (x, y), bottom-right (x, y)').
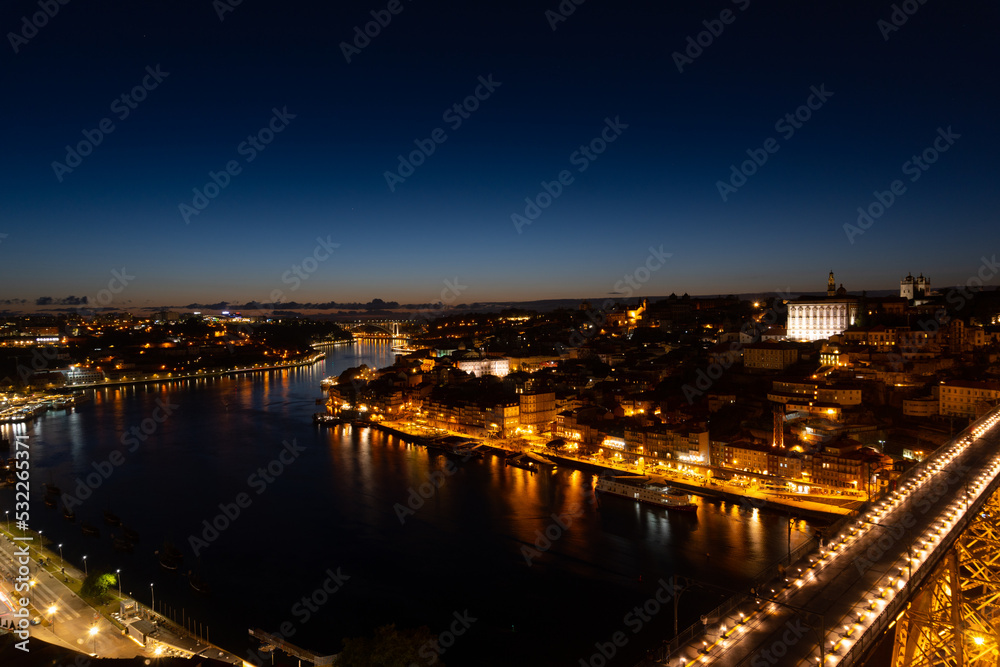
top-left (116, 569), bottom-right (122, 597)
top-left (4, 510), bottom-right (8, 532)
top-left (150, 583), bottom-right (155, 616)
top-left (58, 543), bottom-right (63, 566)
top-left (89, 626), bottom-right (98, 654)
top-left (47, 605), bottom-right (57, 634)
top-left (83, 555), bottom-right (88, 577)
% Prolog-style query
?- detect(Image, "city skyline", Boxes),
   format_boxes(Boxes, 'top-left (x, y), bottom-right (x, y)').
top-left (2, 1), bottom-right (997, 309)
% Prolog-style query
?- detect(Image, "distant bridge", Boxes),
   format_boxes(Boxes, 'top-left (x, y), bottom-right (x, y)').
top-left (341, 319), bottom-right (412, 338)
top-left (642, 405), bottom-right (1000, 666)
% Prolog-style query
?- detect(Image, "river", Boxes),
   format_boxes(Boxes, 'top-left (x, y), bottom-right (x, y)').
top-left (1, 341), bottom-right (814, 666)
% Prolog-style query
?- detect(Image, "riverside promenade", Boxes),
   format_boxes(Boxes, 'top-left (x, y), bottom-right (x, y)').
top-left (340, 418), bottom-right (860, 519)
top-left (0, 524), bottom-right (240, 662)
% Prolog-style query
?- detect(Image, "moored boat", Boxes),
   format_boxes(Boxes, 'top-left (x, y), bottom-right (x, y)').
top-left (157, 541), bottom-right (184, 570)
top-left (81, 522), bottom-right (100, 537)
top-left (595, 477), bottom-right (698, 512)
top-left (112, 536), bottom-right (134, 553)
top-left (505, 453), bottom-right (538, 473)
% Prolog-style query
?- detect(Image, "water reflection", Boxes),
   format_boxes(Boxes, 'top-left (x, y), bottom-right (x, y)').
top-left (0, 341), bottom-right (815, 666)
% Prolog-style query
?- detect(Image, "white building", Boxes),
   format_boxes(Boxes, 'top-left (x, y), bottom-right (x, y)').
top-left (456, 357), bottom-right (510, 378)
top-left (786, 272), bottom-right (858, 342)
top-left (900, 273), bottom-right (931, 301)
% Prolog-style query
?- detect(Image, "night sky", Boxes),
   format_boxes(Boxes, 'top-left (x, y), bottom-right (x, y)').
top-left (1, 0), bottom-right (997, 311)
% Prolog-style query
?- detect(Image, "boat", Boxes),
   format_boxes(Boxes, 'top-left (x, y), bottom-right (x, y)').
top-left (595, 477), bottom-right (698, 512)
top-left (157, 541), bottom-right (184, 570)
top-left (104, 509), bottom-right (121, 526)
top-left (44, 495), bottom-right (57, 508)
top-left (505, 454), bottom-right (538, 473)
top-left (189, 571), bottom-right (210, 595)
top-left (112, 536), bottom-right (134, 553)
top-left (525, 451), bottom-right (555, 466)
top-left (44, 483), bottom-right (61, 497)
top-left (81, 522), bottom-right (100, 537)
top-left (63, 505), bottom-right (76, 522)
top-left (313, 413), bottom-right (340, 426)
top-left (122, 526), bottom-right (140, 542)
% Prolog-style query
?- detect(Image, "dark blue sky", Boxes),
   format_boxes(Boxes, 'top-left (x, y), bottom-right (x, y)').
top-left (1, 0), bottom-right (997, 311)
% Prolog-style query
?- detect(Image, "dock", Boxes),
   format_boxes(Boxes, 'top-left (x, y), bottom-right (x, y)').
top-left (249, 628), bottom-right (337, 665)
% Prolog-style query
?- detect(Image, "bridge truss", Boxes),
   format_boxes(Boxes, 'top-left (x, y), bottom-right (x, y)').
top-left (893, 484), bottom-right (1000, 666)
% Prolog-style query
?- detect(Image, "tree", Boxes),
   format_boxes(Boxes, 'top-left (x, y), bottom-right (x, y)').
top-left (81, 572), bottom-right (117, 601)
top-left (337, 624), bottom-right (443, 667)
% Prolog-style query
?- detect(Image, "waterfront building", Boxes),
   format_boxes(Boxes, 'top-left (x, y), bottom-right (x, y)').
top-left (518, 391), bottom-right (556, 435)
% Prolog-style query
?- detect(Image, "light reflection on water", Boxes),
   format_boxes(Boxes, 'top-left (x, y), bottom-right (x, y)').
top-left (1, 341), bottom-right (815, 666)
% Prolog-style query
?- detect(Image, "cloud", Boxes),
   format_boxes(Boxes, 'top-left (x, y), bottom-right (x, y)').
top-left (35, 296), bottom-right (88, 306)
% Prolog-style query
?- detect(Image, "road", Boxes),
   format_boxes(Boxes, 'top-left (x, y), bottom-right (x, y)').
top-left (0, 529), bottom-right (146, 658)
top-left (664, 407), bottom-right (1000, 666)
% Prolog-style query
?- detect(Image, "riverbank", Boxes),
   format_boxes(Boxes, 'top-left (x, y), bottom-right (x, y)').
top-left (328, 419), bottom-right (856, 519)
top-left (68, 352), bottom-right (326, 391)
top-left (0, 524), bottom-right (241, 663)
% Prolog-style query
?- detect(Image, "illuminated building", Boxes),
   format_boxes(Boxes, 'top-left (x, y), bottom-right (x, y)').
top-left (939, 380), bottom-right (1000, 418)
top-left (786, 271), bottom-right (858, 342)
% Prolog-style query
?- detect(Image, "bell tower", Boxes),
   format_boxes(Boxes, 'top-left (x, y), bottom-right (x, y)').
top-left (827, 271), bottom-right (836, 297)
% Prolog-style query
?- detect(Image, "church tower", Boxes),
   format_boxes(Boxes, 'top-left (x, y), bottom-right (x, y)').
top-left (827, 271), bottom-right (836, 297)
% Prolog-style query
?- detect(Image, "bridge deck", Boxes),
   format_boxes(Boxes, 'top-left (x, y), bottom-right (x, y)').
top-left (654, 407), bottom-right (1000, 667)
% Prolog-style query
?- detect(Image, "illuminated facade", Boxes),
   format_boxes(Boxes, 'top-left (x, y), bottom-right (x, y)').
top-left (900, 272), bottom-right (931, 300)
top-left (939, 380), bottom-right (1000, 419)
top-left (456, 357), bottom-right (510, 378)
top-left (786, 272), bottom-right (858, 342)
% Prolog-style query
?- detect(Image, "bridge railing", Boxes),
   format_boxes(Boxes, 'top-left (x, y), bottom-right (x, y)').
top-left (647, 407), bottom-right (1000, 667)
top-left (837, 444), bottom-right (1000, 667)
